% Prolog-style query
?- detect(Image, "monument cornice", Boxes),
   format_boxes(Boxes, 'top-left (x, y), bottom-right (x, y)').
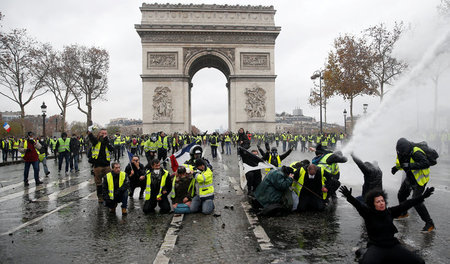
top-left (141, 74), bottom-right (190, 81)
top-left (135, 24), bottom-right (281, 32)
top-left (137, 31), bottom-right (279, 44)
top-left (141, 3), bottom-right (276, 13)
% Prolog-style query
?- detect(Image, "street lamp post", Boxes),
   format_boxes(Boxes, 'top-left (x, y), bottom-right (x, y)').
top-left (41, 102), bottom-right (47, 137)
top-left (343, 109), bottom-right (347, 134)
top-left (55, 116), bottom-right (58, 134)
top-left (311, 70), bottom-right (323, 134)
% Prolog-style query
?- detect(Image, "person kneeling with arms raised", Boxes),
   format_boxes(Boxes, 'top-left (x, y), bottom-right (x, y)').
top-left (102, 162), bottom-right (130, 215)
top-left (339, 185), bottom-right (433, 264)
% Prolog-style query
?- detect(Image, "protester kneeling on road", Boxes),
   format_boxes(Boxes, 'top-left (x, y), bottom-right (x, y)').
top-left (171, 166), bottom-right (195, 214)
top-left (339, 185), bottom-right (432, 264)
top-left (102, 162), bottom-right (129, 215)
top-left (142, 159), bottom-right (172, 214)
top-left (190, 158), bottom-right (215, 215)
top-left (251, 166), bottom-right (294, 216)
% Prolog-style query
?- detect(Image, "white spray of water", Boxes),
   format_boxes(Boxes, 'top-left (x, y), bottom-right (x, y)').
top-left (339, 21), bottom-right (450, 191)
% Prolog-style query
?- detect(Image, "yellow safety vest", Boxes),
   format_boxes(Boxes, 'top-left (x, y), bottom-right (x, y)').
top-left (91, 142), bottom-right (111, 161)
top-left (318, 153), bottom-right (339, 175)
top-left (292, 167), bottom-right (327, 200)
top-left (195, 167), bottom-right (214, 198)
top-left (106, 172), bottom-right (126, 200)
top-left (395, 147), bottom-right (430, 186)
top-left (144, 169), bottom-right (169, 200)
top-left (265, 155), bottom-right (281, 174)
top-left (57, 138), bottom-right (71, 152)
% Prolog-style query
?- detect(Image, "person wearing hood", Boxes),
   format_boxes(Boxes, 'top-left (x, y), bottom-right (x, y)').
top-left (351, 153), bottom-right (383, 203)
top-left (252, 166), bottom-right (295, 216)
top-left (340, 185), bottom-right (431, 264)
top-left (392, 137), bottom-right (435, 232)
top-left (237, 128), bottom-right (250, 150)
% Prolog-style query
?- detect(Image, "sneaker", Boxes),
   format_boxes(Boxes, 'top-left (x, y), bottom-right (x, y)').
top-left (35, 181), bottom-right (44, 185)
top-left (395, 213), bottom-right (409, 220)
top-left (45, 171), bottom-right (50, 176)
top-left (122, 208), bottom-right (128, 215)
top-left (24, 181), bottom-right (29, 187)
top-left (421, 222), bottom-right (435, 232)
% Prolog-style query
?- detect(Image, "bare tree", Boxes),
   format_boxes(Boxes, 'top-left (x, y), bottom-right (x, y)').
top-left (38, 44), bottom-right (77, 132)
top-left (365, 22), bottom-right (408, 101)
top-left (324, 34), bottom-right (378, 125)
top-left (0, 29), bottom-right (48, 131)
top-left (438, 0), bottom-right (450, 17)
top-left (71, 46), bottom-right (109, 127)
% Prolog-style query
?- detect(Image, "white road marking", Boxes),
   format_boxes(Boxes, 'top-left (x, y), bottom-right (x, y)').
top-left (241, 202), bottom-right (273, 250)
top-left (153, 214), bottom-right (184, 264)
top-left (0, 191), bottom-right (96, 236)
top-left (35, 179), bottom-right (93, 202)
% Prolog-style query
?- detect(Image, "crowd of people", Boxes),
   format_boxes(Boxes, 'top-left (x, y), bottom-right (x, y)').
top-left (1, 126), bottom-right (440, 263)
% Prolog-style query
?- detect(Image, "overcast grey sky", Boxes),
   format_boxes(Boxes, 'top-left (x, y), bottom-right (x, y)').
top-left (0, 0), bottom-right (443, 131)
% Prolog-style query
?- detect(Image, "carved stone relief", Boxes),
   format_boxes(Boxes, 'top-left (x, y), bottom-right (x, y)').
top-left (153, 86), bottom-right (173, 120)
top-left (241, 52), bottom-right (270, 70)
top-left (147, 52), bottom-right (178, 69)
top-left (244, 85), bottom-right (266, 118)
top-left (183, 47), bottom-right (235, 64)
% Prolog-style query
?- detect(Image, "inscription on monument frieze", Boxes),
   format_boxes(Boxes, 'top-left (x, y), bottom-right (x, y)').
top-left (147, 52), bottom-right (178, 69)
top-left (241, 52), bottom-right (270, 70)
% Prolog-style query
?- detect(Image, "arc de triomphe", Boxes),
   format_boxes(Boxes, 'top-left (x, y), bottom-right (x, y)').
top-left (135, 3), bottom-right (280, 133)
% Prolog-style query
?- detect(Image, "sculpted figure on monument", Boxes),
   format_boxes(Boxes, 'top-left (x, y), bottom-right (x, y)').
top-left (153, 86), bottom-right (173, 120)
top-left (244, 85), bottom-right (266, 118)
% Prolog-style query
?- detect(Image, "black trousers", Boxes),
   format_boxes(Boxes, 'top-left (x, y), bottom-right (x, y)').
top-left (143, 194), bottom-right (171, 214)
top-left (114, 146), bottom-right (121, 161)
top-left (297, 195), bottom-right (325, 212)
top-left (246, 170), bottom-right (262, 193)
top-left (362, 244), bottom-right (424, 264)
top-left (397, 177), bottom-right (433, 224)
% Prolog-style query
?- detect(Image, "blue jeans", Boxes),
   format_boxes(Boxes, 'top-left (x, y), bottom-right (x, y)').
top-left (41, 157), bottom-right (50, 175)
top-left (58, 152), bottom-right (70, 172)
top-left (225, 142), bottom-right (231, 155)
top-left (24, 161), bottom-right (40, 183)
top-left (70, 153), bottom-right (79, 171)
top-left (190, 195), bottom-right (215, 215)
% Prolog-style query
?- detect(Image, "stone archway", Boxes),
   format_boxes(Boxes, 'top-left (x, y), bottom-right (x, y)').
top-left (135, 3), bottom-right (281, 133)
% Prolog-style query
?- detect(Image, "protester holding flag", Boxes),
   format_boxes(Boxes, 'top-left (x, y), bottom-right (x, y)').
top-left (125, 154), bottom-right (146, 199)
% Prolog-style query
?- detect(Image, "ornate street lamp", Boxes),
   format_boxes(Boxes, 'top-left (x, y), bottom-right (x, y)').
top-left (311, 70), bottom-right (324, 134)
top-left (343, 109), bottom-right (347, 134)
top-left (41, 102), bottom-right (47, 137)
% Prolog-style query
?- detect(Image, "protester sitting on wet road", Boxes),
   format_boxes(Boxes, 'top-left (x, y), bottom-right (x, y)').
top-left (143, 159), bottom-right (172, 214)
top-left (171, 166), bottom-right (195, 214)
top-left (190, 158), bottom-right (215, 215)
top-left (102, 162), bottom-right (130, 215)
top-left (124, 155), bottom-right (146, 199)
top-left (351, 153), bottom-right (382, 203)
top-left (339, 185), bottom-right (433, 264)
top-left (251, 166), bottom-right (294, 216)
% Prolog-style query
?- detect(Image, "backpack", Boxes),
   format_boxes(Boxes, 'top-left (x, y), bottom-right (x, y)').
top-left (414, 141), bottom-right (439, 166)
top-left (210, 137), bottom-right (217, 144)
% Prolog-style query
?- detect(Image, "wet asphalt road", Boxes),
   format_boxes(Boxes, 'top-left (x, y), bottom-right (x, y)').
top-left (0, 146), bottom-right (449, 264)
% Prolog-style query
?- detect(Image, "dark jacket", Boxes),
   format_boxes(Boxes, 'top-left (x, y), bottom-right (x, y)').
top-left (171, 174), bottom-right (193, 204)
top-left (102, 171), bottom-right (130, 201)
top-left (346, 194), bottom-right (426, 247)
top-left (69, 137), bottom-right (80, 155)
top-left (396, 138), bottom-right (430, 183)
top-left (125, 163), bottom-right (145, 187)
top-left (299, 170), bottom-right (324, 200)
top-left (146, 168), bottom-right (172, 198)
top-left (88, 133), bottom-right (113, 167)
top-left (352, 154), bottom-right (383, 197)
top-left (238, 132), bottom-right (250, 149)
top-left (254, 168), bottom-right (293, 208)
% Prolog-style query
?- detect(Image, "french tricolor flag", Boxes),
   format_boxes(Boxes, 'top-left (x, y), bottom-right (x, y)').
top-left (3, 122), bottom-right (11, 133)
top-left (169, 142), bottom-right (196, 172)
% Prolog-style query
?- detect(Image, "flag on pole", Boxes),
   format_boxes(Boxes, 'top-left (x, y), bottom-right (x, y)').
top-left (127, 150), bottom-right (134, 169)
top-left (3, 122), bottom-right (11, 133)
top-left (169, 142), bottom-right (196, 172)
top-left (238, 147), bottom-right (274, 190)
